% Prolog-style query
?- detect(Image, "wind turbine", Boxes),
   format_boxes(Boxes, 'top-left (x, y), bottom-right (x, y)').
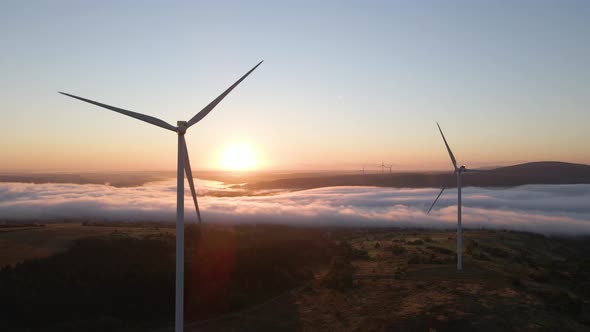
top-left (60, 60), bottom-right (263, 332)
top-left (385, 164), bottom-right (393, 173)
top-left (427, 122), bottom-right (484, 271)
top-left (378, 161), bottom-right (392, 174)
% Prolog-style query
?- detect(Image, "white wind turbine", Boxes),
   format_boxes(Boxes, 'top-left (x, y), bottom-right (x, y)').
top-left (60, 60), bottom-right (263, 332)
top-left (427, 122), bottom-right (485, 271)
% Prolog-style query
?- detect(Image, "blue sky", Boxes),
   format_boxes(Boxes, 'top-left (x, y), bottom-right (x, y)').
top-left (1, 0), bottom-right (589, 171)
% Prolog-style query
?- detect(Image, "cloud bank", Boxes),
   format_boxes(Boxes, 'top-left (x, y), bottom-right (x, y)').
top-left (1, 180), bottom-right (589, 236)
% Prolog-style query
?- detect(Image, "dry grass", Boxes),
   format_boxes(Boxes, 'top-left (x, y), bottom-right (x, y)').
top-left (2, 224), bottom-right (589, 331)
top-left (0, 223), bottom-right (172, 266)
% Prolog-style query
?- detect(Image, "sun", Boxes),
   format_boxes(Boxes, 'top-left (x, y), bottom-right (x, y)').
top-left (220, 143), bottom-right (257, 171)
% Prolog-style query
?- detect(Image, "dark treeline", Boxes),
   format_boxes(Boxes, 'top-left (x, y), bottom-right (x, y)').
top-left (0, 225), bottom-right (334, 331)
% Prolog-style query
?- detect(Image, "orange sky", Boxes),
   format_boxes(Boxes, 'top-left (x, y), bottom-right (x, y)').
top-left (1, 2), bottom-right (589, 173)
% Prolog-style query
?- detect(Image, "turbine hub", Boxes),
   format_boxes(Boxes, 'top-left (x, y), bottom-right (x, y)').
top-left (177, 121), bottom-right (187, 135)
top-left (460, 165), bottom-right (466, 172)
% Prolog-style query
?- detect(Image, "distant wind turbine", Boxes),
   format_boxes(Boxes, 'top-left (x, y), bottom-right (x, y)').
top-left (60, 60), bottom-right (263, 332)
top-left (378, 161), bottom-right (392, 174)
top-left (385, 164), bottom-right (393, 173)
top-left (427, 122), bottom-right (486, 271)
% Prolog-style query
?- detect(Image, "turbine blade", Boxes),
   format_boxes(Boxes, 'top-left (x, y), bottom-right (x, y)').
top-left (436, 122), bottom-right (458, 169)
top-left (186, 60), bottom-right (263, 128)
top-left (427, 186), bottom-right (446, 214)
top-left (59, 92), bottom-right (177, 132)
top-left (181, 136), bottom-right (202, 224)
top-left (427, 171), bottom-right (456, 214)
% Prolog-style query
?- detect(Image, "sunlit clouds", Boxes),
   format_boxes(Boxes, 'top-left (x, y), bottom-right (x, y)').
top-left (1, 181), bottom-right (589, 236)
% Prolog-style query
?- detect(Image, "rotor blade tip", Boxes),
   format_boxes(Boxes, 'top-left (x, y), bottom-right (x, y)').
top-left (59, 92), bottom-right (75, 98)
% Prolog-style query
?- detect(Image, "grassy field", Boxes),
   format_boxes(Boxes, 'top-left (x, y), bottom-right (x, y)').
top-left (1, 224), bottom-right (589, 331)
top-left (191, 229), bottom-right (590, 331)
top-left (0, 223), bottom-right (332, 331)
top-left (289, 229), bottom-right (590, 331)
top-left (0, 223), bottom-right (172, 266)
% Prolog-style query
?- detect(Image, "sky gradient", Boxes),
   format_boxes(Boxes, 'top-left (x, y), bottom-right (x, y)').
top-left (1, 0), bottom-right (589, 172)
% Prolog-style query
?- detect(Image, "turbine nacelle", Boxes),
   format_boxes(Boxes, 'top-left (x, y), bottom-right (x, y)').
top-left (177, 121), bottom-right (188, 135)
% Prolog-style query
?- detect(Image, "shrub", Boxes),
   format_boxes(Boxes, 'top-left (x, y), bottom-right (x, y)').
top-left (481, 245), bottom-right (510, 258)
top-left (408, 253), bottom-right (422, 264)
top-left (352, 248), bottom-right (369, 259)
top-left (539, 290), bottom-right (583, 315)
top-left (323, 256), bottom-right (354, 290)
top-left (472, 252), bottom-right (491, 261)
top-left (337, 240), bottom-right (354, 257)
top-left (528, 269), bottom-right (550, 283)
top-left (427, 246), bottom-right (453, 255)
top-left (391, 245), bottom-right (407, 255)
top-left (508, 276), bottom-right (523, 288)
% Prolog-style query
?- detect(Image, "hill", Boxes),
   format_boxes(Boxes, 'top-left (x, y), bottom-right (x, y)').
top-left (2, 224), bottom-right (589, 331)
top-left (1, 162), bottom-right (589, 193)
top-left (241, 161), bottom-right (590, 191)
top-left (0, 171), bottom-right (172, 187)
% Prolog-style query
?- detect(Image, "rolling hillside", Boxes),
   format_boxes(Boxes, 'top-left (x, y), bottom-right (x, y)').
top-left (242, 162), bottom-right (590, 191)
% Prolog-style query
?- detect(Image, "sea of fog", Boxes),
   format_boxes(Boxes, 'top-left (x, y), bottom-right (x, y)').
top-left (1, 180), bottom-right (590, 235)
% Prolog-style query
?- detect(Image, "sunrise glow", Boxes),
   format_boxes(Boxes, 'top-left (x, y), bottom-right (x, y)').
top-left (219, 143), bottom-right (257, 171)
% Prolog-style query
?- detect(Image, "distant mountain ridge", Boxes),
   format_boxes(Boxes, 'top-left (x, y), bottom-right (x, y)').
top-left (493, 161), bottom-right (590, 176)
top-left (242, 161), bottom-right (590, 191)
top-left (454, 161), bottom-right (590, 188)
top-left (0, 171), bottom-right (173, 187)
top-left (1, 162), bottom-right (589, 191)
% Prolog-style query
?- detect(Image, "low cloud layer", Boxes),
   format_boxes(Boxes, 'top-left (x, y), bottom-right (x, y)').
top-left (1, 180), bottom-right (589, 236)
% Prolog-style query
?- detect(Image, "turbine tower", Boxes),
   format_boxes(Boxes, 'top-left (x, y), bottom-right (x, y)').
top-left (385, 164), bottom-right (393, 173)
top-left (60, 60), bottom-right (263, 332)
top-left (427, 122), bottom-right (484, 271)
